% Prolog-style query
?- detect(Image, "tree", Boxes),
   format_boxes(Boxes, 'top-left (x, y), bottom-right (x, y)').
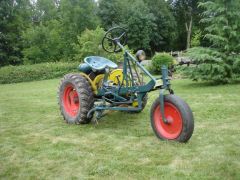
top-left (97, 0), bottom-right (127, 28)
top-left (22, 20), bottom-right (64, 64)
top-left (125, 0), bottom-right (155, 51)
top-left (186, 0), bottom-right (240, 83)
top-left (21, 0), bottom-right (100, 63)
top-left (31, 0), bottom-right (59, 24)
top-left (98, 0), bottom-right (154, 51)
top-left (0, 0), bottom-right (32, 66)
top-left (144, 0), bottom-right (177, 52)
top-left (98, 0), bottom-right (176, 53)
top-left (171, 0), bottom-right (201, 50)
top-left (59, 0), bottom-right (99, 59)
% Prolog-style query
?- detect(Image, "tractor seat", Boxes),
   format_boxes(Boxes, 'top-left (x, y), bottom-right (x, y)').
top-left (84, 56), bottom-right (118, 71)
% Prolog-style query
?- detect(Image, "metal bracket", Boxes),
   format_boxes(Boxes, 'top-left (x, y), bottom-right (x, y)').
top-left (159, 65), bottom-right (172, 124)
top-left (159, 89), bottom-right (169, 124)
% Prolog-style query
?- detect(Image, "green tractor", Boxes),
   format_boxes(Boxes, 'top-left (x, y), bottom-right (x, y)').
top-left (58, 27), bottom-right (194, 142)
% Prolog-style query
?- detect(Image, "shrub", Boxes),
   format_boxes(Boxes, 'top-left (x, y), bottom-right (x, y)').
top-left (0, 62), bottom-right (78, 84)
top-left (151, 53), bottom-right (175, 73)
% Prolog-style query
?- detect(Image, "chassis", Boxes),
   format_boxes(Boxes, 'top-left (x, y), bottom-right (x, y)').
top-left (58, 27), bottom-right (194, 142)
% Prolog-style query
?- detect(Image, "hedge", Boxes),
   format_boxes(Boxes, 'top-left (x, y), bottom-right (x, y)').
top-left (0, 62), bottom-right (79, 84)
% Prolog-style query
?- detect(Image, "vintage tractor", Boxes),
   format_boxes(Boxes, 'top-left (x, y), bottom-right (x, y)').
top-left (58, 27), bottom-right (194, 142)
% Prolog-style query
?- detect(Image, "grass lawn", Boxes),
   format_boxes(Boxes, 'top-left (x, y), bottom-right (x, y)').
top-left (0, 78), bottom-right (239, 179)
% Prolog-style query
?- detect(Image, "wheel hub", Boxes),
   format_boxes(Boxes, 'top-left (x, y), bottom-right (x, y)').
top-left (63, 84), bottom-right (80, 117)
top-left (153, 102), bottom-right (183, 139)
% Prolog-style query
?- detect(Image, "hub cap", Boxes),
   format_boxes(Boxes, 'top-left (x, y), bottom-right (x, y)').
top-left (153, 102), bottom-right (183, 139)
top-left (63, 84), bottom-right (80, 117)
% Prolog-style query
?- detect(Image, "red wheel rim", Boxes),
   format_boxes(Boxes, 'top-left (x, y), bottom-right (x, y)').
top-left (62, 84), bottom-right (80, 118)
top-left (153, 102), bottom-right (183, 139)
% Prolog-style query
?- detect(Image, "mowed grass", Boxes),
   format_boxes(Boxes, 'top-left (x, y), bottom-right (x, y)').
top-left (0, 78), bottom-right (239, 179)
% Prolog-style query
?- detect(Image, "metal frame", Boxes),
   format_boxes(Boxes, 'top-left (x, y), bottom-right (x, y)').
top-left (87, 41), bottom-right (173, 120)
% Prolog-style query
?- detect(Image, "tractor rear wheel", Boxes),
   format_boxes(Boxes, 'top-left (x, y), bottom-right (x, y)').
top-left (58, 73), bottom-right (94, 124)
top-left (150, 95), bottom-right (194, 143)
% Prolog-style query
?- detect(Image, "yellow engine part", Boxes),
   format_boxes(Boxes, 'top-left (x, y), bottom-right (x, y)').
top-left (108, 69), bottom-right (124, 85)
top-left (93, 74), bottom-right (104, 89)
top-left (80, 69), bottom-right (124, 94)
top-left (132, 100), bottom-right (138, 107)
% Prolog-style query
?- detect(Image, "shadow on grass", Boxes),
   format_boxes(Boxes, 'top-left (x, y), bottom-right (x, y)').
top-left (93, 111), bottom-right (140, 128)
top-left (89, 110), bottom-right (152, 136)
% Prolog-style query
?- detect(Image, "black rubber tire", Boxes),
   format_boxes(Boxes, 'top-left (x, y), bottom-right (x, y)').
top-left (150, 94), bottom-right (194, 143)
top-left (58, 73), bottom-right (95, 124)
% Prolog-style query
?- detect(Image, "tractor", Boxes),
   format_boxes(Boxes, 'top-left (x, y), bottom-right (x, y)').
top-left (58, 27), bottom-right (194, 142)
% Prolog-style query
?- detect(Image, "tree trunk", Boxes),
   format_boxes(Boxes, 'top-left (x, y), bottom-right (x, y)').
top-left (185, 15), bottom-right (192, 49)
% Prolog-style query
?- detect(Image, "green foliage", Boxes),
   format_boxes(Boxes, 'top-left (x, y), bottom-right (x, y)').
top-left (58, 0), bottom-right (100, 59)
top-left (125, 1), bottom-right (155, 51)
top-left (171, 0), bottom-right (202, 50)
top-left (0, 0), bottom-right (32, 66)
top-left (2, 0), bottom-right (239, 74)
top-left (34, 0), bottom-right (59, 23)
top-left (191, 30), bottom-right (201, 47)
top-left (21, 0), bottom-right (99, 64)
top-left (73, 27), bottom-right (125, 63)
top-left (97, 0), bottom-right (127, 28)
top-left (186, 0), bottom-right (240, 83)
top-left (73, 27), bottom-right (105, 61)
top-left (151, 53), bottom-right (175, 73)
top-left (0, 62), bottom-right (78, 84)
top-left (98, 0), bottom-right (176, 53)
top-left (144, 0), bottom-right (177, 52)
top-left (22, 20), bottom-right (64, 64)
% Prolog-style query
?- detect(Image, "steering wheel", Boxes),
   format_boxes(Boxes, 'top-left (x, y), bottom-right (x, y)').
top-left (102, 27), bottom-right (127, 53)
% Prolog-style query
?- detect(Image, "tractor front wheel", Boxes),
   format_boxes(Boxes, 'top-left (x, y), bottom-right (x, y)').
top-left (58, 73), bottom-right (94, 124)
top-left (150, 95), bottom-right (194, 143)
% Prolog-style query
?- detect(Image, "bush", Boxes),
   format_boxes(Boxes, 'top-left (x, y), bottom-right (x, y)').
top-left (151, 53), bottom-right (175, 73)
top-left (0, 62), bottom-right (78, 84)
